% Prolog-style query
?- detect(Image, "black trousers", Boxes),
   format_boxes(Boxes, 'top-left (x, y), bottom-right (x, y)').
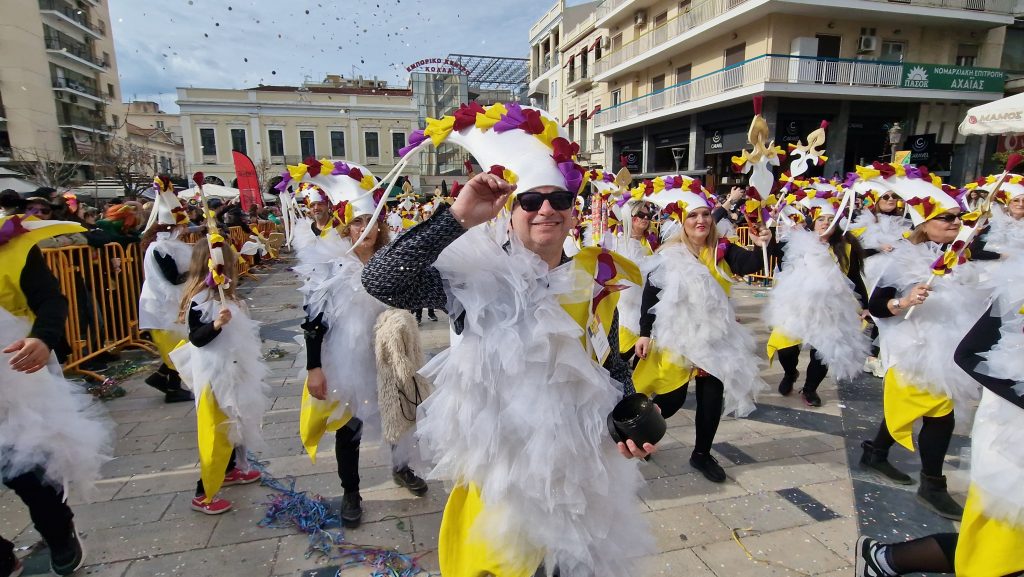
top-left (0, 468), bottom-right (75, 574)
top-left (873, 412), bottom-right (955, 477)
top-left (335, 417), bottom-right (363, 494)
top-left (195, 449), bottom-right (238, 497)
top-left (653, 375), bottom-right (725, 454)
top-left (776, 345), bottom-right (829, 392)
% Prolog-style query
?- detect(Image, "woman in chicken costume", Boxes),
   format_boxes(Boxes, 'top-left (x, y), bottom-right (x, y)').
top-left (855, 162), bottom-right (990, 520)
top-left (359, 101), bottom-right (656, 577)
top-left (631, 175), bottom-right (771, 483)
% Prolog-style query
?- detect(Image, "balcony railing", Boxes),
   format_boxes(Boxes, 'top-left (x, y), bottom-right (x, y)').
top-left (595, 54), bottom-right (1004, 129)
top-left (45, 36), bottom-right (107, 69)
top-left (53, 77), bottom-right (102, 99)
top-left (38, 0), bottom-right (104, 36)
top-left (595, 0), bottom-right (1012, 78)
top-left (57, 110), bottom-right (109, 131)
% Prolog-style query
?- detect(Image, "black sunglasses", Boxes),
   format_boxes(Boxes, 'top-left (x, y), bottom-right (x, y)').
top-left (878, 194), bottom-right (897, 201)
top-left (517, 190), bottom-right (575, 212)
top-left (932, 213), bottom-right (961, 223)
top-left (634, 212), bottom-right (652, 220)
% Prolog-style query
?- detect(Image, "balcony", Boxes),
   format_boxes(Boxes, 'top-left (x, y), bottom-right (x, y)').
top-left (38, 0), bottom-right (104, 39)
top-left (595, 54), bottom-right (1005, 132)
top-left (57, 110), bottom-right (111, 134)
top-left (45, 37), bottom-right (107, 72)
top-left (532, 53), bottom-right (560, 80)
top-left (594, 0), bottom-right (1013, 82)
top-left (567, 67), bottom-right (594, 92)
top-left (53, 77), bottom-right (105, 103)
top-left (563, 13), bottom-right (597, 46)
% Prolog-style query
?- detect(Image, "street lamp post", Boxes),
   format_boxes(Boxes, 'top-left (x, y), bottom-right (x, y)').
top-left (888, 122), bottom-right (903, 163)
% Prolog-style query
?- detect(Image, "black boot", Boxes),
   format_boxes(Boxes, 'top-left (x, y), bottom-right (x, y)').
top-left (778, 371), bottom-right (798, 396)
top-left (163, 372), bottom-right (194, 404)
top-left (859, 441), bottom-right (913, 485)
top-left (144, 366), bottom-right (171, 393)
top-left (340, 492), bottom-right (363, 528)
top-left (689, 451), bottom-right (726, 483)
top-left (916, 473), bottom-right (963, 520)
top-left (392, 467), bottom-right (428, 496)
top-left (799, 387), bottom-right (822, 407)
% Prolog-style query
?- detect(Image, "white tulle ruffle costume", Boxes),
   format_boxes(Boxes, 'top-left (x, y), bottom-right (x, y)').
top-left (643, 243), bottom-right (766, 417)
top-left (0, 307), bottom-right (112, 499)
top-left (416, 224), bottom-right (652, 577)
top-left (872, 240), bottom-right (989, 405)
top-left (601, 233), bottom-right (650, 352)
top-left (138, 234), bottom-right (193, 332)
top-left (170, 292), bottom-right (270, 452)
top-left (764, 227), bottom-right (870, 381)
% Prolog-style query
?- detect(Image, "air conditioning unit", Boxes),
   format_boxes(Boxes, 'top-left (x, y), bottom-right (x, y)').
top-left (634, 11), bottom-right (646, 26)
top-left (858, 36), bottom-right (878, 53)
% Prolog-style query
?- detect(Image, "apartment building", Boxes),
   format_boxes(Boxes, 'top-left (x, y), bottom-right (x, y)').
top-left (530, 0), bottom-right (1013, 187)
top-left (0, 0), bottom-right (122, 173)
top-left (528, 1), bottom-right (603, 115)
top-left (176, 76), bottom-right (420, 188)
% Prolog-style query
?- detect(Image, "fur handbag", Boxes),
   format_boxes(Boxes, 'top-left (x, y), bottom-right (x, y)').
top-left (374, 308), bottom-right (433, 444)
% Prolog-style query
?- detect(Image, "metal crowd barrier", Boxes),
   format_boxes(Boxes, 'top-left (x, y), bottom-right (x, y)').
top-left (42, 242), bottom-right (156, 381)
top-left (733, 225), bottom-right (776, 286)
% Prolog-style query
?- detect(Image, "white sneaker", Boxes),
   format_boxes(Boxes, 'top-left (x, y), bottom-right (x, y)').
top-left (863, 357), bottom-right (885, 378)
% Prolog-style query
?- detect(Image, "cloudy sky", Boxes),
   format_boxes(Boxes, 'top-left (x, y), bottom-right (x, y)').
top-left (109, 0), bottom-right (571, 112)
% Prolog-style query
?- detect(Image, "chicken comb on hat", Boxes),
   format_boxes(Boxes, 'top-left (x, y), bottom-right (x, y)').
top-left (854, 162), bottom-right (961, 226)
top-left (965, 173), bottom-right (1024, 204)
top-left (626, 174), bottom-right (716, 223)
top-left (399, 102), bottom-right (589, 197)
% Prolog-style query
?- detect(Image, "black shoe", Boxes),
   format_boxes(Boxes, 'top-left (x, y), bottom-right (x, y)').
top-left (48, 523), bottom-right (85, 576)
top-left (859, 440), bottom-right (913, 485)
top-left (916, 473), bottom-right (963, 520)
top-left (689, 451), bottom-right (727, 483)
top-left (855, 536), bottom-right (891, 577)
top-left (778, 372), bottom-right (798, 396)
top-left (164, 387), bottom-right (194, 403)
top-left (340, 492), bottom-right (363, 528)
top-left (144, 370), bottom-right (170, 393)
top-left (800, 388), bottom-right (822, 407)
top-left (392, 467), bottom-right (429, 496)
top-left (427, 313), bottom-right (438, 322)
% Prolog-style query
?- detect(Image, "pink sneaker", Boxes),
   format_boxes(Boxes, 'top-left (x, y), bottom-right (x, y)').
top-left (222, 468), bottom-right (261, 486)
top-left (190, 496), bottom-right (232, 515)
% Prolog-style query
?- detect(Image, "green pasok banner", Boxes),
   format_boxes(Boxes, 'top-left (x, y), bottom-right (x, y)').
top-left (901, 64), bottom-right (1004, 92)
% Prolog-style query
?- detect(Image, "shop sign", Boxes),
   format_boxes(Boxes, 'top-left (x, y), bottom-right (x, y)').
top-left (901, 65), bottom-right (1003, 93)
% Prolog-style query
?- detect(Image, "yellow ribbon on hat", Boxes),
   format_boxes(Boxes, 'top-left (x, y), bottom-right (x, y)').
top-left (288, 163), bottom-right (308, 182)
top-left (534, 117), bottom-right (561, 148)
top-left (855, 165), bottom-right (882, 181)
top-left (319, 158), bottom-right (335, 174)
top-left (475, 103), bottom-right (508, 131)
top-left (359, 174), bottom-right (376, 191)
top-left (425, 116), bottom-right (456, 146)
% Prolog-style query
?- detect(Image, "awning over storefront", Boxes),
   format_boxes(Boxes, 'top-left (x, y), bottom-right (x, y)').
top-left (959, 92), bottom-right (1024, 136)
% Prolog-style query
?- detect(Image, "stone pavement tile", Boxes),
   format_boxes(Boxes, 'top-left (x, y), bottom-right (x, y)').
top-left (113, 434), bottom-right (166, 457)
top-left (272, 534), bottom-right (334, 576)
top-left (342, 516), bottom-right (415, 553)
top-left (639, 548), bottom-right (715, 577)
top-left (104, 395), bottom-right (168, 412)
top-left (639, 472), bottom-right (748, 511)
top-left (105, 404), bottom-right (195, 425)
top-left (0, 490), bottom-right (31, 537)
top-left (358, 483), bottom-right (448, 525)
top-left (73, 493), bottom-right (174, 531)
top-left (413, 550), bottom-right (440, 573)
top-left (261, 436), bottom-right (308, 459)
top-left (82, 515), bottom-right (219, 564)
top-left (799, 449), bottom-right (850, 479)
top-left (68, 479), bottom-right (125, 505)
top-left (155, 431), bottom-right (198, 452)
top-left (643, 503), bottom-right (732, 552)
top-left (262, 408), bottom-right (301, 424)
top-left (208, 505), bottom-right (296, 547)
top-left (121, 537), bottom-right (278, 577)
top-left (409, 511), bottom-right (443, 552)
top-left (693, 527), bottom-right (849, 577)
top-left (128, 416), bottom-right (197, 438)
top-left (291, 466), bottom-right (396, 497)
top-left (638, 456), bottom-right (670, 480)
top-left (737, 418), bottom-right (801, 437)
top-left (648, 447), bottom-right (695, 477)
top-left (261, 419), bottom-right (302, 440)
top-left (261, 453), bottom-right (339, 479)
top-left (100, 448), bottom-right (198, 478)
top-left (814, 568), bottom-right (855, 577)
top-left (797, 516), bottom-right (858, 566)
top-left (705, 492), bottom-right (815, 534)
top-left (729, 434), bottom-right (837, 463)
top-left (271, 396), bottom-right (301, 411)
top-left (799, 479), bottom-right (857, 518)
top-left (113, 468), bottom-right (201, 500)
top-left (75, 561), bottom-right (132, 576)
top-left (732, 457), bottom-right (842, 494)
top-left (114, 422), bottom-right (138, 438)
top-left (163, 482), bottom-right (277, 521)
